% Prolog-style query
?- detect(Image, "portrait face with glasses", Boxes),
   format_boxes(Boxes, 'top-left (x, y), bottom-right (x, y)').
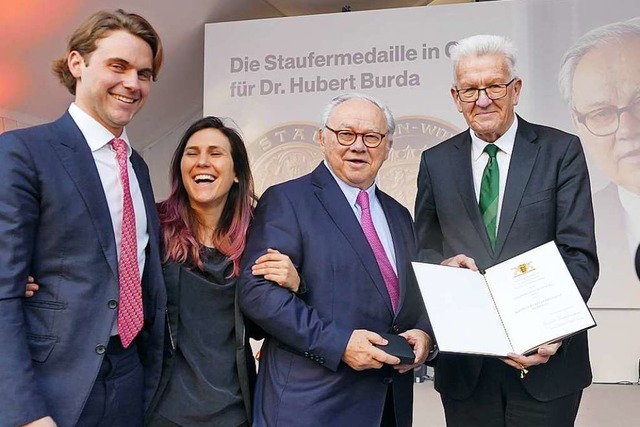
top-left (574, 100), bottom-right (640, 137)
top-left (451, 53), bottom-right (522, 143)
top-left (319, 98), bottom-right (391, 190)
top-left (571, 37), bottom-right (640, 194)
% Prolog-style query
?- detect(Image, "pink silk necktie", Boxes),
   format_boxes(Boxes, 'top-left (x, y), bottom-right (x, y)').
top-left (111, 138), bottom-right (143, 348)
top-left (356, 190), bottom-right (400, 312)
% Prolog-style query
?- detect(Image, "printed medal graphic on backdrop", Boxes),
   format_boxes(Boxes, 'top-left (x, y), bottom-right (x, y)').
top-left (249, 123), bottom-right (323, 195)
top-left (249, 116), bottom-right (460, 211)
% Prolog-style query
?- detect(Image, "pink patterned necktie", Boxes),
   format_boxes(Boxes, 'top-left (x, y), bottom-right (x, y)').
top-left (111, 138), bottom-right (143, 348)
top-left (356, 190), bottom-right (400, 312)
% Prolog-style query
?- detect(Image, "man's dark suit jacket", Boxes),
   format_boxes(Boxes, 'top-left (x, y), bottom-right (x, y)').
top-left (415, 116), bottom-right (599, 402)
top-left (0, 113), bottom-right (167, 427)
top-left (238, 163), bottom-right (431, 427)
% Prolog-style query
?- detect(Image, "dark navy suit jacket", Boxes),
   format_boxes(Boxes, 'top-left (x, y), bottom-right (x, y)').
top-left (238, 163), bottom-right (430, 427)
top-left (415, 116), bottom-right (599, 402)
top-left (0, 113), bottom-right (166, 427)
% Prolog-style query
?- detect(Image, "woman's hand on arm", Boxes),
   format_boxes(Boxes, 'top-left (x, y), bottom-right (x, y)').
top-left (251, 248), bottom-right (301, 292)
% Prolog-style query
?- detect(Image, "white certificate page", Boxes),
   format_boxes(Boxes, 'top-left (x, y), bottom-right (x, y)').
top-left (484, 241), bottom-right (596, 354)
top-left (412, 262), bottom-right (513, 356)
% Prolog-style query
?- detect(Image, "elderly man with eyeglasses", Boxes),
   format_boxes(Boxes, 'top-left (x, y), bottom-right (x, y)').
top-left (559, 17), bottom-right (640, 304)
top-left (414, 35), bottom-right (598, 427)
top-left (239, 93), bottom-right (434, 427)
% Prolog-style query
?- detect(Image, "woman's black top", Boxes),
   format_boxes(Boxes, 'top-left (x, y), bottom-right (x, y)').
top-left (155, 248), bottom-right (246, 427)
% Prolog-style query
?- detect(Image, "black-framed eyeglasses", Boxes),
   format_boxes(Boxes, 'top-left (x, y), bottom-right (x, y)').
top-left (455, 78), bottom-right (517, 103)
top-left (324, 125), bottom-right (387, 148)
top-left (574, 99), bottom-right (640, 137)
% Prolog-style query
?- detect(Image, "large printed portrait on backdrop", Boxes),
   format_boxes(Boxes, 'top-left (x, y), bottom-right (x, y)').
top-left (248, 116), bottom-right (460, 211)
top-left (559, 17), bottom-right (640, 302)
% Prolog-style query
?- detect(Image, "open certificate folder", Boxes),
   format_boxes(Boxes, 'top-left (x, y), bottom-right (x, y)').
top-left (411, 242), bottom-right (596, 357)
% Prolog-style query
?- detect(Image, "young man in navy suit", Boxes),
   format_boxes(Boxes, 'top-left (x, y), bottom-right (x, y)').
top-left (0, 10), bottom-right (166, 427)
top-left (415, 35), bottom-right (598, 427)
top-left (239, 93), bottom-right (434, 427)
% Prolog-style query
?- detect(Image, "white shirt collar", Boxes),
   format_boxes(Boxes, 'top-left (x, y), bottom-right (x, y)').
top-left (618, 185), bottom-right (640, 211)
top-left (618, 185), bottom-right (640, 252)
top-left (323, 160), bottom-right (376, 208)
top-left (470, 115), bottom-right (518, 161)
top-left (68, 103), bottom-right (132, 156)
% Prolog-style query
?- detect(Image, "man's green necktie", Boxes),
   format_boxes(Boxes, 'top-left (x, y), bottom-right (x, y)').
top-left (479, 144), bottom-right (499, 250)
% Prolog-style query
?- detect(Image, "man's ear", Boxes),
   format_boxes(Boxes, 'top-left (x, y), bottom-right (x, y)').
top-left (569, 111), bottom-right (581, 129)
top-left (450, 87), bottom-right (463, 113)
top-left (67, 51), bottom-right (84, 79)
top-left (512, 78), bottom-right (523, 106)
top-left (317, 128), bottom-right (326, 153)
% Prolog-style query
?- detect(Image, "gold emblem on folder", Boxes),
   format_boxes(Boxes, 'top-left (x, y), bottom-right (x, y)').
top-left (513, 262), bottom-right (535, 277)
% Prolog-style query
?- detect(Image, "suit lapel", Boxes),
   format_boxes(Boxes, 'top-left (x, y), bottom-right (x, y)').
top-left (378, 190), bottom-right (408, 316)
top-left (50, 113), bottom-right (118, 278)
top-left (312, 164), bottom-right (395, 315)
top-left (131, 152), bottom-right (158, 244)
top-left (451, 132), bottom-right (494, 254)
top-left (494, 117), bottom-right (540, 258)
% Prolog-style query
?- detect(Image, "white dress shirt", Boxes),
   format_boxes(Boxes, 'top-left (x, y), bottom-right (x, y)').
top-left (619, 186), bottom-right (640, 256)
top-left (470, 116), bottom-right (518, 232)
top-left (324, 161), bottom-right (397, 274)
top-left (68, 103), bottom-right (148, 334)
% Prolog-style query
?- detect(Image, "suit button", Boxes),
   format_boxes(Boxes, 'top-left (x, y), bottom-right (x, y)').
top-left (383, 377), bottom-right (393, 384)
top-left (392, 325), bottom-right (400, 333)
top-left (319, 358), bottom-right (325, 364)
top-left (95, 345), bottom-right (106, 355)
top-left (108, 300), bottom-right (118, 309)
top-left (304, 351), bottom-right (310, 358)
